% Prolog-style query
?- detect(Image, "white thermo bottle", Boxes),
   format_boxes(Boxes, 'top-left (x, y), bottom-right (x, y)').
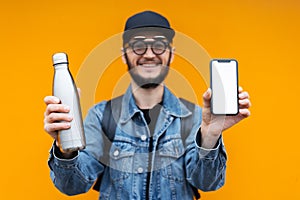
top-left (52, 52), bottom-right (86, 153)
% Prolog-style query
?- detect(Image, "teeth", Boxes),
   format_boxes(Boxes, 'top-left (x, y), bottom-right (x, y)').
top-left (140, 64), bottom-right (160, 67)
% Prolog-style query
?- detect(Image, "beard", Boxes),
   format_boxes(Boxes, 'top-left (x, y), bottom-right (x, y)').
top-left (129, 65), bottom-right (169, 89)
top-left (126, 55), bottom-right (170, 89)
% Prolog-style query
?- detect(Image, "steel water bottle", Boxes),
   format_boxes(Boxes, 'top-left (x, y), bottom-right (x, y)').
top-left (52, 52), bottom-right (86, 152)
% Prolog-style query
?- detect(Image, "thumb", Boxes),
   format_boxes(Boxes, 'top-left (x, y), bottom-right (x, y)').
top-left (77, 88), bottom-right (81, 97)
top-left (203, 88), bottom-right (212, 108)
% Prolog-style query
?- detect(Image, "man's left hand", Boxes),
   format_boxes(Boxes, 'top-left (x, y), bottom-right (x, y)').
top-left (200, 86), bottom-right (251, 149)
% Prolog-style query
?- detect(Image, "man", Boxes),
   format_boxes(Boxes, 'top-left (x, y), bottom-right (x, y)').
top-left (44, 10), bottom-right (251, 199)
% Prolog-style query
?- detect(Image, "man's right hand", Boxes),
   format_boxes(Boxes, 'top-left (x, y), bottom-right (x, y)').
top-left (43, 96), bottom-right (73, 143)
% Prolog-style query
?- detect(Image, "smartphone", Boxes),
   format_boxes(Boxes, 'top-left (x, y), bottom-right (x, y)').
top-left (210, 59), bottom-right (239, 115)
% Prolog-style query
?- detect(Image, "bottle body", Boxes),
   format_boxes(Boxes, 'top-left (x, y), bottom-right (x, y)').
top-left (52, 53), bottom-right (86, 153)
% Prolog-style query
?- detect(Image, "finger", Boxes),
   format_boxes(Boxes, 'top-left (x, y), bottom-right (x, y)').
top-left (77, 88), bottom-right (81, 97)
top-left (45, 104), bottom-right (70, 116)
top-left (239, 91), bottom-right (250, 100)
top-left (238, 86), bottom-right (243, 93)
top-left (45, 129), bottom-right (58, 141)
top-left (44, 96), bottom-right (60, 105)
top-left (239, 108), bottom-right (251, 117)
top-left (44, 122), bottom-right (71, 133)
top-left (202, 88), bottom-right (212, 108)
top-left (45, 113), bottom-right (73, 123)
top-left (239, 99), bottom-right (251, 108)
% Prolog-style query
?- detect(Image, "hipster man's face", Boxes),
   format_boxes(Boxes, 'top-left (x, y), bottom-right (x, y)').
top-left (123, 33), bottom-right (173, 89)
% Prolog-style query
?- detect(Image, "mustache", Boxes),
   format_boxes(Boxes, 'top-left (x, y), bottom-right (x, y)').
top-left (137, 59), bottom-right (162, 66)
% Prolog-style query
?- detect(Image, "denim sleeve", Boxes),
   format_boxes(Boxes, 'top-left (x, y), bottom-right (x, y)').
top-left (185, 106), bottom-right (227, 191)
top-left (47, 102), bottom-right (107, 196)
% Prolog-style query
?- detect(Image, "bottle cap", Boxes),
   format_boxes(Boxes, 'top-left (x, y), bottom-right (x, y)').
top-left (52, 52), bottom-right (69, 66)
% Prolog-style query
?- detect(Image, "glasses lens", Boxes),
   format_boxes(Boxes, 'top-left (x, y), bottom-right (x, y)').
top-left (130, 40), bottom-right (168, 55)
top-left (152, 41), bottom-right (166, 55)
top-left (132, 41), bottom-right (147, 55)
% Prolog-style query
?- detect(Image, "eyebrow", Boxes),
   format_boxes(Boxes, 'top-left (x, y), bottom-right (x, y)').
top-left (133, 35), bottom-right (166, 40)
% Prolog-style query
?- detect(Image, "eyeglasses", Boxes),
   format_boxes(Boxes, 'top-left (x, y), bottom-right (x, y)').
top-left (125, 36), bottom-right (170, 56)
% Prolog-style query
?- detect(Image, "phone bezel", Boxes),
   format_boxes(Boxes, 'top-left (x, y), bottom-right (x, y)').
top-left (210, 59), bottom-right (239, 116)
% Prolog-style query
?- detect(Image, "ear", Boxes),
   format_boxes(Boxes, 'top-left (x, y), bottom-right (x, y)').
top-left (121, 48), bottom-right (127, 64)
top-left (170, 47), bottom-right (175, 63)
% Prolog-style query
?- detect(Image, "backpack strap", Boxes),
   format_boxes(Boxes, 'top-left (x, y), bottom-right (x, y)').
top-left (93, 95), bottom-right (123, 191)
top-left (179, 98), bottom-right (201, 200)
top-left (179, 98), bottom-right (195, 146)
top-left (102, 95), bottom-right (123, 141)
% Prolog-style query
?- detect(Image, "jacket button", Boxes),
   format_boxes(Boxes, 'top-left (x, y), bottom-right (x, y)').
top-left (113, 150), bottom-right (120, 157)
top-left (141, 135), bottom-right (147, 141)
top-left (137, 167), bottom-right (144, 173)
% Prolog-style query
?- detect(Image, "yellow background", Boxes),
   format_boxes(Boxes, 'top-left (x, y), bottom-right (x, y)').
top-left (0, 0), bottom-right (299, 199)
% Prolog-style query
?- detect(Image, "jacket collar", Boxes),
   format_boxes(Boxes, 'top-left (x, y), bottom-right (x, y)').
top-left (119, 85), bottom-right (192, 123)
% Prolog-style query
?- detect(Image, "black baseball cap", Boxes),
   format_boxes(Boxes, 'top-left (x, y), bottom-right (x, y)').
top-left (123, 10), bottom-right (175, 45)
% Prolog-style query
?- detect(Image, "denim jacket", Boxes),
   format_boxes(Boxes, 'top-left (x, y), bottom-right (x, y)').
top-left (48, 85), bottom-right (227, 200)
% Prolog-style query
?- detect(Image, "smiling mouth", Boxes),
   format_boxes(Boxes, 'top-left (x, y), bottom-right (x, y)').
top-left (138, 63), bottom-right (162, 68)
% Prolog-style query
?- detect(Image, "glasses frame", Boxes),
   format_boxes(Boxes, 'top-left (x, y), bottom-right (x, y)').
top-left (124, 36), bottom-right (171, 56)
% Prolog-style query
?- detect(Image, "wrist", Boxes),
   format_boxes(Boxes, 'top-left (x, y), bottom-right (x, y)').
top-left (200, 125), bottom-right (222, 149)
top-left (54, 142), bottom-right (78, 159)
top-left (201, 123), bottom-right (222, 137)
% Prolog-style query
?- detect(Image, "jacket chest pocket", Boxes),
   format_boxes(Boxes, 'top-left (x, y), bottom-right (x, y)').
top-left (156, 138), bottom-right (185, 182)
top-left (109, 141), bottom-right (135, 182)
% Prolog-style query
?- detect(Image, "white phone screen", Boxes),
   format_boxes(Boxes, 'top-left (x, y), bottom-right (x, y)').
top-left (210, 59), bottom-right (239, 115)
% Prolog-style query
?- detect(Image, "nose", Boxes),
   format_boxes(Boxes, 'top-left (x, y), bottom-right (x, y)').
top-left (143, 45), bottom-right (156, 58)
